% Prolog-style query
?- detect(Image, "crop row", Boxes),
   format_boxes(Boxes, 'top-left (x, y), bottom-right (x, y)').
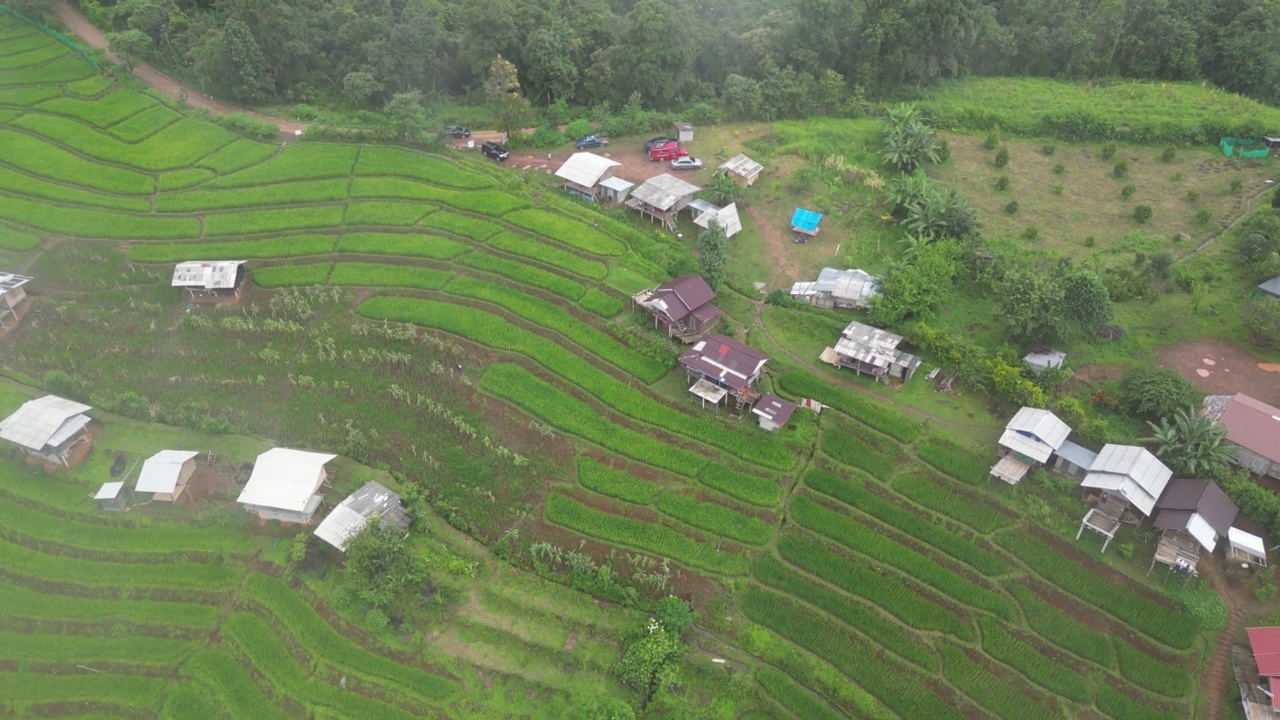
top-left (487, 231), bottom-right (608, 280)
top-left (330, 262), bottom-right (455, 290)
top-left (0, 193), bottom-right (198, 239)
top-left (12, 114), bottom-right (236, 171)
top-left (0, 44), bottom-right (66, 71)
top-left (354, 145), bottom-right (495, 189)
top-left (1114, 638), bottom-right (1192, 697)
top-left (977, 616), bottom-right (1091, 702)
top-left (776, 370), bottom-right (921, 442)
top-left (0, 128), bottom-right (153, 194)
top-left (504, 209), bottom-right (626, 256)
top-left (336, 231), bottom-right (468, 260)
top-left (0, 580), bottom-right (221, 628)
top-left (204, 204), bottom-right (346, 236)
top-left (576, 456), bottom-right (661, 504)
top-left (444, 276), bottom-right (667, 381)
top-left (161, 685), bottom-right (218, 719)
top-left (937, 642), bottom-right (1059, 718)
top-left (578, 288), bottom-right (624, 318)
top-left (917, 435), bottom-right (991, 485)
top-left (0, 672), bottom-right (167, 714)
top-left (792, 494), bottom-right (1015, 618)
top-left (1006, 583), bottom-right (1115, 667)
top-left (0, 535), bottom-right (242, 590)
top-left (196, 138), bottom-right (278, 174)
top-left (473, 362), bottom-right (707, 474)
top-left (697, 463), bottom-right (782, 507)
top-left (65, 75), bottom-right (112, 97)
top-left (741, 586), bottom-right (965, 720)
top-left (0, 224), bottom-right (38, 252)
top-left (0, 33), bottom-right (56, 58)
top-left (655, 492), bottom-right (772, 545)
top-left (776, 531), bottom-right (975, 640)
top-left (155, 179), bottom-right (350, 212)
top-left (819, 425), bottom-right (900, 481)
top-left (756, 666), bottom-right (844, 720)
top-left (995, 530), bottom-right (1199, 649)
top-left (349, 177), bottom-right (529, 216)
top-left (890, 472), bottom-right (1014, 533)
top-left (109, 105), bottom-right (182, 143)
top-left (753, 553), bottom-right (937, 669)
top-left (183, 647), bottom-right (289, 720)
top-left (251, 263), bottom-right (333, 288)
top-left (158, 168), bottom-right (214, 191)
top-left (418, 210), bottom-right (504, 241)
top-left (207, 143), bottom-right (359, 187)
top-left (130, 235), bottom-right (336, 263)
top-left (455, 252), bottom-right (585, 301)
top-left (544, 492), bottom-right (748, 575)
top-left (345, 199), bottom-right (433, 226)
top-left (1, 56), bottom-right (97, 85)
top-left (0, 162), bottom-right (151, 211)
top-left (0, 87), bottom-right (62, 107)
top-left (223, 612), bottom-right (423, 720)
top-left (35, 91), bottom-right (156, 127)
top-left (1097, 685), bottom-right (1183, 720)
top-left (242, 574), bottom-right (457, 701)
top-left (0, 629), bottom-right (199, 667)
top-left (805, 467), bottom-right (1009, 576)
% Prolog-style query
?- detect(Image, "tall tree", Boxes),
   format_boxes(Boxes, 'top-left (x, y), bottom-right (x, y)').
top-left (696, 220), bottom-right (729, 290)
top-left (193, 17), bottom-right (274, 102)
top-left (342, 518), bottom-right (425, 610)
top-left (614, 0), bottom-right (695, 106)
top-left (526, 18), bottom-right (580, 104)
top-left (484, 55), bottom-right (533, 140)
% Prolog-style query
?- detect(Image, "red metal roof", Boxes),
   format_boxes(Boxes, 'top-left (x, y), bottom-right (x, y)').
top-left (1220, 394), bottom-right (1280, 465)
top-left (678, 334), bottom-right (769, 392)
top-left (1248, 627), bottom-right (1280, 676)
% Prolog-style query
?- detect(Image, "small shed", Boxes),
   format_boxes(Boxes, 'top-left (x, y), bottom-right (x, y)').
top-left (718, 154), bottom-right (763, 186)
top-left (236, 448), bottom-right (337, 524)
top-left (95, 481), bottom-right (127, 512)
top-left (1216, 393), bottom-right (1280, 479)
top-left (598, 176), bottom-right (635, 205)
top-left (553, 152), bottom-right (622, 200)
top-left (1023, 349), bottom-right (1066, 376)
top-left (0, 395), bottom-right (93, 468)
top-left (632, 274), bottom-right (722, 342)
top-left (790, 268), bottom-right (880, 310)
top-left (0, 272), bottom-right (33, 331)
top-left (694, 203), bottom-right (743, 239)
top-left (135, 449), bottom-right (200, 502)
top-left (678, 334), bottom-right (769, 413)
top-left (753, 393), bottom-right (796, 431)
top-left (314, 480), bottom-right (412, 551)
top-left (1081, 444), bottom-right (1173, 517)
top-left (172, 260), bottom-right (246, 300)
top-left (673, 122), bottom-right (693, 143)
top-left (1053, 439), bottom-right (1097, 480)
top-left (1230, 528), bottom-right (1268, 568)
top-left (791, 208), bottom-right (823, 237)
top-left (823, 320), bottom-right (922, 383)
top-left (991, 407), bottom-right (1071, 485)
top-left (1258, 277), bottom-right (1280, 298)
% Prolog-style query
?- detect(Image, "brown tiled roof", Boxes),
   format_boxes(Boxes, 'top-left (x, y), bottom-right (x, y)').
top-left (652, 275), bottom-right (716, 323)
top-left (1154, 478), bottom-right (1238, 536)
top-left (1219, 394), bottom-right (1280, 464)
top-left (678, 334), bottom-right (769, 391)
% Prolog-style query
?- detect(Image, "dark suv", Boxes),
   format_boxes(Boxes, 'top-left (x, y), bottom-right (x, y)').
top-left (481, 141), bottom-right (509, 162)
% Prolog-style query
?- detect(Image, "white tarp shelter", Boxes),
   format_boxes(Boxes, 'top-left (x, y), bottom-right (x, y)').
top-left (314, 480), bottom-right (412, 551)
top-left (1081, 444), bottom-right (1173, 517)
top-left (0, 272), bottom-right (32, 330)
top-left (0, 395), bottom-right (92, 467)
top-left (237, 448), bottom-right (337, 524)
top-left (1231, 528), bottom-right (1268, 568)
top-left (135, 450), bottom-right (200, 501)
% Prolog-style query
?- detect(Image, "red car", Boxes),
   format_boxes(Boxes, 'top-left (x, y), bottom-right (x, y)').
top-left (649, 142), bottom-right (689, 161)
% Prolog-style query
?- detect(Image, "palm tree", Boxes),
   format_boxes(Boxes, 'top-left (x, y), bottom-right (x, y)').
top-left (702, 172), bottom-right (743, 207)
top-left (1143, 407), bottom-right (1235, 478)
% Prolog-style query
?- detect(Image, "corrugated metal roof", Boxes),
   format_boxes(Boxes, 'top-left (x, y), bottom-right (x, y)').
top-left (0, 272), bottom-right (32, 294)
top-left (1155, 478), bottom-right (1238, 537)
top-left (793, 268), bottom-right (880, 307)
top-left (641, 274), bottom-right (716, 323)
top-left (630, 174), bottom-right (700, 211)
top-left (94, 482), bottom-right (124, 500)
top-left (1055, 439), bottom-right (1098, 469)
top-left (553, 152), bottom-right (621, 188)
top-left (694, 203), bottom-right (742, 238)
top-left (1024, 350), bottom-right (1067, 370)
top-left (236, 448), bottom-right (336, 513)
top-left (136, 450), bottom-right (200, 493)
top-left (1248, 627), bottom-right (1280, 676)
top-left (1001, 407), bottom-right (1071, 460)
top-left (1231, 527), bottom-right (1267, 557)
top-left (719, 153), bottom-right (763, 179)
top-left (678, 334), bottom-right (769, 391)
top-left (1219, 393), bottom-right (1280, 465)
top-left (832, 321), bottom-right (921, 372)
top-left (791, 208), bottom-right (823, 233)
top-left (753, 393), bottom-right (796, 426)
top-left (1082, 444), bottom-right (1172, 516)
top-left (46, 415), bottom-right (91, 448)
top-left (0, 395), bottom-right (92, 451)
top-left (1259, 276), bottom-right (1280, 297)
top-left (598, 176), bottom-right (634, 192)
top-left (172, 261), bottom-right (245, 289)
top-left (313, 480), bottom-right (410, 551)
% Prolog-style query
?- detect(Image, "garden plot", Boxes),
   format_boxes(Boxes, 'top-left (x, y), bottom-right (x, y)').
top-left (36, 91), bottom-right (157, 127)
top-left (12, 114), bottom-right (237, 170)
top-left (207, 142), bottom-right (360, 187)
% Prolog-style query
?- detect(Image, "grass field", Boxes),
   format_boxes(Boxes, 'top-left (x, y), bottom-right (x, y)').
top-left (0, 14), bottom-right (1219, 719)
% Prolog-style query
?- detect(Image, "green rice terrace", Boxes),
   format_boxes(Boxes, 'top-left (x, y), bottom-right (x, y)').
top-left (0, 14), bottom-right (1221, 719)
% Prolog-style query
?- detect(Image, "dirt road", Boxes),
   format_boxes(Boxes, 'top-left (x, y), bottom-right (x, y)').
top-left (53, 0), bottom-right (308, 135)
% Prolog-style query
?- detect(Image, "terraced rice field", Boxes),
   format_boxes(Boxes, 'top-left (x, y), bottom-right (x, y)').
top-left (0, 15), bottom-right (1213, 717)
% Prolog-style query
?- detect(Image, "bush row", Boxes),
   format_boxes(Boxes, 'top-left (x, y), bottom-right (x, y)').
top-left (337, 231), bottom-right (468, 260)
top-left (455, 252), bottom-right (586, 300)
top-left (937, 642), bottom-right (1059, 719)
top-left (819, 427), bottom-right (900, 481)
top-left (578, 288), bottom-right (625, 318)
top-left (917, 436), bottom-right (992, 485)
top-left (698, 463), bottom-right (782, 507)
top-left (576, 456), bottom-right (662, 504)
top-left (776, 531), bottom-right (975, 640)
top-left (1114, 638), bottom-right (1192, 698)
top-left (805, 468), bottom-right (1009, 576)
top-left (504, 208), bottom-right (626, 257)
top-left (655, 492), bottom-right (772, 545)
top-left (488, 231), bottom-right (608, 280)
top-left (1006, 583), bottom-right (1115, 668)
top-left (756, 666), bottom-right (844, 720)
top-left (977, 616), bottom-right (1090, 702)
top-left (741, 587), bottom-right (965, 720)
top-left (418, 210), bottom-right (504, 241)
top-left (251, 263), bottom-right (333, 288)
top-left (891, 473), bottom-right (1014, 533)
top-left (777, 370), bottom-right (921, 442)
top-left (130, 235), bottom-right (336, 263)
top-left (544, 492), bottom-right (746, 575)
top-left (754, 553), bottom-right (937, 670)
top-left (792, 494), bottom-right (1015, 619)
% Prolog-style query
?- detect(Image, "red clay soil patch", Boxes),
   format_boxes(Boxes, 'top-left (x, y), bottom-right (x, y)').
top-left (1158, 338), bottom-right (1280, 406)
top-left (179, 465), bottom-right (238, 506)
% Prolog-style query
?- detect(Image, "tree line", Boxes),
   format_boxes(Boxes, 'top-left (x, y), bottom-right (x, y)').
top-left (34, 0), bottom-right (1280, 117)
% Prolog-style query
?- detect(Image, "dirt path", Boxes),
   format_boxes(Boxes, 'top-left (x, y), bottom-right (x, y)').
top-left (746, 206), bottom-right (802, 287)
top-left (1203, 563), bottom-right (1248, 720)
top-left (52, 0), bottom-right (307, 135)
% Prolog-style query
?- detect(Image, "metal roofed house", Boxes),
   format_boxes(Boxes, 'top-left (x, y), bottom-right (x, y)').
top-left (172, 260), bottom-right (247, 300)
top-left (625, 174), bottom-right (701, 230)
top-left (1148, 478), bottom-right (1238, 576)
top-left (718, 153), bottom-right (763, 186)
top-left (990, 407), bottom-right (1071, 485)
top-left (553, 152), bottom-right (622, 200)
top-left (1213, 394), bottom-right (1280, 478)
top-left (95, 481), bottom-right (128, 511)
top-left (1080, 444), bottom-right (1173, 517)
top-left (1241, 627), bottom-right (1280, 720)
top-left (237, 448), bottom-right (338, 524)
top-left (1024, 349), bottom-right (1067, 376)
top-left (598, 176), bottom-right (635, 205)
top-left (753, 393), bottom-right (797, 431)
top-left (693, 203), bottom-right (743, 238)
top-left (1259, 276), bottom-right (1280, 298)
top-left (679, 334), bottom-right (769, 413)
top-left (790, 268), bottom-right (880, 310)
top-left (0, 395), bottom-right (93, 468)
top-left (314, 480), bottom-right (412, 551)
top-left (0, 272), bottom-right (33, 331)
top-left (135, 449), bottom-right (200, 502)
top-left (632, 274), bottom-right (722, 343)
top-left (791, 208), bottom-right (823, 237)
top-left (821, 320), bottom-right (922, 383)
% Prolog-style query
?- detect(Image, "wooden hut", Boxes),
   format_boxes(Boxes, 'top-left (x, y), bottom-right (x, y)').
top-left (790, 268), bottom-right (880, 310)
top-left (1149, 478), bottom-right (1238, 576)
top-left (632, 274), bottom-right (722, 343)
top-left (752, 393), bottom-right (796, 432)
top-left (717, 154), bottom-right (763, 186)
top-left (0, 272), bottom-right (33, 332)
top-left (821, 320), bottom-right (921, 383)
top-left (135, 450), bottom-right (200, 502)
top-left (94, 481), bottom-right (128, 511)
top-left (678, 334), bottom-right (769, 414)
top-left (990, 407), bottom-right (1071, 485)
top-left (625, 174), bottom-right (701, 231)
top-left (0, 395), bottom-right (93, 468)
top-left (1213, 394), bottom-right (1280, 479)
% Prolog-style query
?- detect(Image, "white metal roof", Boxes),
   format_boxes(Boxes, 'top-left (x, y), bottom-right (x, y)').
top-left (630, 174), bottom-right (701, 211)
top-left (1186, 513), bottom-right (1219, 553)
top-left (598, 176), bottom-right (634, 192)
top-left (554, 152), bottom-right (620, 188)
top-left (0, 395), bottom-right (92, 451)
top-left (694, 203), bottom-right (742, 238)
top-left (1231, 527), bottom-right (1267, 557)
top-left (171, 261), bottom-right (245, 289)
top-left (95, 482), bottom-right (124, 500)
top-left (135, 450), bottom-right (200, 493)
top-left (0, 272), bottom-right (32, 294)
top-left (237, 448), bottom-right (337, 512)
top-left (314, 480), bottom-right (409, 550)
top-left (1081, 444), bottom-right (1172, 516)
top-left (833, 321), bottom-right (921, 372)
top-left (718, 153), bottom-right (763, 179)
top-left (1055, 439), bottom-right (1098, 469)
top-left (791, 268), bottom-right (880, 307)
top-left (1024, 350), bottom-right (1066, 370)
top-left (998, 407), bottom-right (1071, 463)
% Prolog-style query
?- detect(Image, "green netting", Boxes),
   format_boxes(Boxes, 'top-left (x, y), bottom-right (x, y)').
top-left (0, 3), bottom-right (100, 71)
top-left (1221, 136), bottom-right (1270, 158)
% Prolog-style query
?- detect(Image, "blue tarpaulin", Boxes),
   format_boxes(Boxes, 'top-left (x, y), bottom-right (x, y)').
top-left (791, 208), bottom-right (823, 235)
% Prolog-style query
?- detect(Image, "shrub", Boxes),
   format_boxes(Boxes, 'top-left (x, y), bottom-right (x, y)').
top-left (1121, 184), bottom-right (1136, 199)
top-left (1052, 163), bottom-right (1065, 175)
top-left (1185, 190), bottom-right (1200, 204)
top-left (216, 112), bottom-right (278, 141)
top-left (982, 133), bottom-right (999, 150)
top-left (1101, 143), bottom-right (1117, 159)
top-left (1084, 236), bottom-right (1096, 247)
top-left (764, 288), bottom-right (806, 309)
top-left (1243, 298), bottom-right (1280, 349)
top-left (1052, 183), bottom-right (1065, 195)
top-left (994, 176), bottom-right (1010, 191)
top-left (1113, 160), bottom-right (1130, 178)
top-left (1232, 177), bottom-right (1245, 193)
top-left (1120, 366), bottom-right (1202, 419)
top-left (1160, 147), bottom-right (1177, 162)
top-left (529, 126), bottom-right (564, 148)
top-left (564, 119), bottom-right (594, 140)
top-left (994, 147), bottom-right (1009, 168)
top-left (1041, 144), bottom-right (1056, 155)
top-left (1196, 209), bottom-right (1212, 225)
top-left (1022, 226), bottom-right (1040, 241)
top-left (1133, 205), bottom-right (1153, 224)
top-left (1004, 200), bottom-right (1019, 215)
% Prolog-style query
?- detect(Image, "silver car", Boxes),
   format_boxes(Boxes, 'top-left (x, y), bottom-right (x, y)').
top-left (671, 157), bottom-right (702, 170)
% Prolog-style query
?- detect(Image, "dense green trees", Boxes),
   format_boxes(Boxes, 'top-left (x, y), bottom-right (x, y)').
top-left (1120, 367), bottom-right (1203, 421)
top-left (1144, 407), bottom-right (1234, 478)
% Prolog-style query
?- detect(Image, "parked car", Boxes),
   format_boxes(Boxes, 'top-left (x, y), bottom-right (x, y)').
top-left (649, 143), bottom-right (689, 161)
top-left (443, 125), bottom-right (470, 138)
top-left (670, 156), bottom-right (703, 170)
top-left (481, 141), bottom-right (509, 162)
top-left (644, 136), bottom-right (677, 150)
top-left (576, 134), bottom-right (609, 149)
